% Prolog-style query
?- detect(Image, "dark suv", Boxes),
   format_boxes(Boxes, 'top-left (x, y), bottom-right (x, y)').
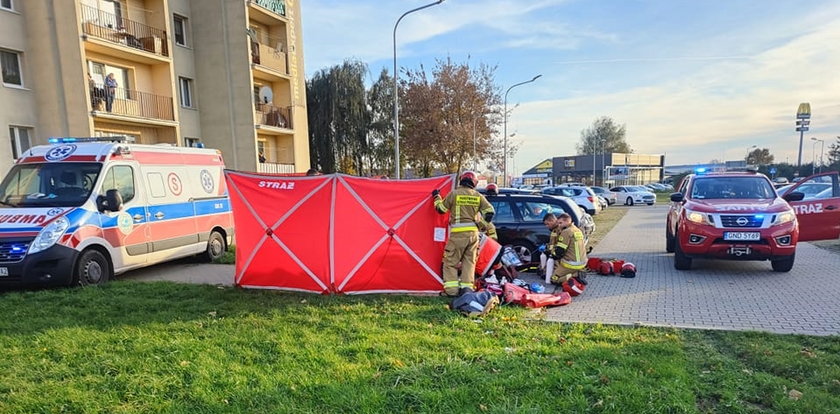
top-left (486, 193), bottom-right (595, 267)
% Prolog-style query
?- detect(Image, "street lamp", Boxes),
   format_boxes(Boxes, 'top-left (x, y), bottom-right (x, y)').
top-left (503, 74), bottom-right (541, 186)
top-left (393, 0), bottom-right (445, 179)
top-left (811, 137), bottom-right (825, 174)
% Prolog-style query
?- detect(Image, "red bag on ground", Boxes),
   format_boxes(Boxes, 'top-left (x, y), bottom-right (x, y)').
top-left (503, 283), bottom-right (529, 304)
top-left (586, 257), bottom-right (603, 271)
top-left (522, 292), bottom-right (572, 308)
top-left (563, 277), bottom-right (587, 296)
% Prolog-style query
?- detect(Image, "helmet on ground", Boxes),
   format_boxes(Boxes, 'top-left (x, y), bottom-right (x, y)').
top-left (486, 183), bottom-right (499, 195)
top-left (529, 282), bottom-right (545, 293)
top-left (460, 171), bottom-right (478, 188)
top-left (620, 262), bottom-right (637, 278)
top-left (598, 261), bottom-right (614, 276)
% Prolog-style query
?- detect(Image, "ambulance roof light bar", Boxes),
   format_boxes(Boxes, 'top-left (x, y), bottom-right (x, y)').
top-left (48, 136), bottom-right (135, 144)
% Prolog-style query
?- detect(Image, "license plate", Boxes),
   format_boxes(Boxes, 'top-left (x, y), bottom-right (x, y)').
top-left (0, 267), bottom-right (7, 277)
top-left (723, 232), bottom-right (760, 241)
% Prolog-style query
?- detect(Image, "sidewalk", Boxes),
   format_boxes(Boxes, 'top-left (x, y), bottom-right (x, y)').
top-left (545, 206), bottom-right (840, 336)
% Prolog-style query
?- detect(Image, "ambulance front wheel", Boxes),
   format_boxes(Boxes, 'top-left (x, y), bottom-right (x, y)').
top-left (73, 249), bottom-right (112, 286)
top-left (205, 230), bottom-right (227, 262)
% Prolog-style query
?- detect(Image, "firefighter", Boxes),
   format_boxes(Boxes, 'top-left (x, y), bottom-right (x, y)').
top-left (476, 214), bottom-right (497, 240)
top-left (433, 171), bottom-right (495, 296)
top-left (543, 212), bottom-right (587, 285)
top-left (485, 183), bottom-right (499, 196)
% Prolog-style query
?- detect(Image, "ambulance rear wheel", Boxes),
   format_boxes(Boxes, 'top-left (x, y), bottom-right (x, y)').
top-left (771, 254), bottom-right (795, 272)
top-left (74, 249), bottom-right (111, 286)
top-left (205, 230), bottom-right (227, 262)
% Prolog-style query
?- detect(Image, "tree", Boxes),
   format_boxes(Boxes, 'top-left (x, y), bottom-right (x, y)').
top-left (827, 136), bottom-right (840, 166)
top-left (746, 148), bottom-right (774, 165)
top-left (306, 60), bottom-right (369, 174)
top-left (400, 58), bottom-right (502, 176)
top-left (576, 116), bottom-right (632, 155)
top-left (365, 69), bottom-right (395, 175)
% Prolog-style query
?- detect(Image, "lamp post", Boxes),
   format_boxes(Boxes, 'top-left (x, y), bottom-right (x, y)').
top-left (393, 0), bottom-right (445, 179)
top-left (503, 74), bottom-right (541, 186)
top-left (811, 137), bottom-right (825, 174)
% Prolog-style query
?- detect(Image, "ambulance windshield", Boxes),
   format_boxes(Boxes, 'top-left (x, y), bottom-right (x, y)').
top-left (0, 163), bottom-right (102, 208)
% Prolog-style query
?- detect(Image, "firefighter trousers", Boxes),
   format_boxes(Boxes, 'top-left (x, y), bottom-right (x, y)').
top-left (550, 263), bottom-right (580, 285)
top-left (442, 231), bottom-right (479, 296)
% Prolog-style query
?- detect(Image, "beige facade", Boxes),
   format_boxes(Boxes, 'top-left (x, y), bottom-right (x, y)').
top-left (0, 0), bottom-right (309, 173)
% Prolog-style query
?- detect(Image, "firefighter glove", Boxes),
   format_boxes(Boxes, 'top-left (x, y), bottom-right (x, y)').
top-left (432, 189), bottom-right (440, 197)
top-left (484, 212), bottom-right (494, 222)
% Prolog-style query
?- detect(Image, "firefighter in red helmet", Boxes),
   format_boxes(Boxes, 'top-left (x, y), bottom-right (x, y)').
top-left (485, 183), bottom-right (499, 196)
top-left (433, 171), bottom-right (495, 296)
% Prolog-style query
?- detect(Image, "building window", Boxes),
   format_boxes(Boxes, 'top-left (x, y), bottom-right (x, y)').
top-left (9, 126), bottom-right (31, 159)
top-left (1, 0), bottom-right (13, 11)
top-left (1, 50), bottom-right (23, 86)
top-left (178, 77), bottom-right (194, 108)
top-left (173, 14), bottom-right (189, 46)
top-left (184, 137), bottom-right (201, 147)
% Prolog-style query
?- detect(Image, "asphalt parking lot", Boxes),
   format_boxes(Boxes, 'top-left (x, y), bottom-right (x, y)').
top-left (546, 205), bottom-right (840, 336)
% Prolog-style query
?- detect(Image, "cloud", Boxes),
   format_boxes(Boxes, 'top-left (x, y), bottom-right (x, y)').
top-left (511, 15), bottom-right (840, 169)
top-left (301, 0), bottom-right (603, 71)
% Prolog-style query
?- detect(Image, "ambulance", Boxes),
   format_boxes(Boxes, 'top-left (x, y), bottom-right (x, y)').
top-left (0, 137), bottom-right (233, 286)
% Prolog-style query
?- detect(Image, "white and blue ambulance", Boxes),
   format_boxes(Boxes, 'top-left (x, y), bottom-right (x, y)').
top-left (0, 137), bottom-right (233, 286)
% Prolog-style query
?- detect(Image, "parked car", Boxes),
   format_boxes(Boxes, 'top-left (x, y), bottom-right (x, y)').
top-left (610, 185), bottom-right (656, 206)
top-left (478, 187), bottom-right (539, 195)
top-left (541, 186), bottom-right (601, 215)
top-left (666, 170), bottom-right (840, 272)
top-left (591, 186), bottom-right (618, 205)
top-left (596, 195), bottom-right (608, 210)
top-left (647, 183), bottom-right (670, 191)
top-left (777, 182), bottom-right (832, 199)
top-left (485, 193), bottom-right (595, 268)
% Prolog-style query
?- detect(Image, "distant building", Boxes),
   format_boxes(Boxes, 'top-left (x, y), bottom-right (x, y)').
top-left (520, 153), bottom-right (665, 187)
top-left (0, 0), bottom-right (310, 174)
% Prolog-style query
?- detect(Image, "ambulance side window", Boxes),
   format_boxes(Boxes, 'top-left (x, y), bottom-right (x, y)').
top-left (146, 172), bottom-right (166, 198)
top-left (100, 166), bottom-right (135, 203)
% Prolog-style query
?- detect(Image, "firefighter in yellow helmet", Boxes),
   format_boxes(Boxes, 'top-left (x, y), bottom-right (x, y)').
top-left (433, 171), bottom-right (495, 296)
top-left (543, 212), bottom-right (587, 285)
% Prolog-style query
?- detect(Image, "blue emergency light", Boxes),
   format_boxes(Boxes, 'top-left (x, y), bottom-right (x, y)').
top-left (695, 167), bottom-right (707, 174)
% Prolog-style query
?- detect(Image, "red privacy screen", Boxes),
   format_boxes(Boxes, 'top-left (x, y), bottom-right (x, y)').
top-left (224, 171), bottom-right (454, 294)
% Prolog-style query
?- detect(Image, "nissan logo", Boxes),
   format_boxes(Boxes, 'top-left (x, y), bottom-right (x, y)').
top-left (736, 217), bottom-right (749, 226)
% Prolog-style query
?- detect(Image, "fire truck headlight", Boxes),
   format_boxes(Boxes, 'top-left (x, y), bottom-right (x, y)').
top-left (29, 216), bottom-right (70, 254)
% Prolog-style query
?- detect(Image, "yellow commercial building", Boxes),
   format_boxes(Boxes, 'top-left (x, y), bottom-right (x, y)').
top-left (0, 0), bottom-right (309, 173)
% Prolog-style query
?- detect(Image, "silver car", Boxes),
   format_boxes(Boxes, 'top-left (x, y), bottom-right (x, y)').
top-left (541, 186), bottom-right (601, 215)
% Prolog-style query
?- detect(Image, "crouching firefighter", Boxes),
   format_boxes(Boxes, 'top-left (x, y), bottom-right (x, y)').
top-left (543, 212), bottom-right (588, 288)
top-left (433, 171), bottom-right (495, 296)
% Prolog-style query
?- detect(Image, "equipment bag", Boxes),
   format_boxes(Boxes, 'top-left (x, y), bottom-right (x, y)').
top-left (521, 292), bottom-right (572, 308)
top-left (562, 276), bottom-right (587, 297)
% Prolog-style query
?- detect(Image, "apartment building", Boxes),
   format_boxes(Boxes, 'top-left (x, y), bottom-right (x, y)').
top-left (0, 0), bottom-right (309, 173)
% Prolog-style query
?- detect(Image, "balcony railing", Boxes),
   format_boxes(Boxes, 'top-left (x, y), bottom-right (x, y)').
top-left (258, 162), bottom-right (295, 174)
top-left (251, 0), bottom-right (286, 16)
top-left (250, 41), bottom-right (289, 74)
top-left (80, 4), bottom-right (169, 57)
top-left (90, 85), bottom-right (174, 121)
top-left (255, 104), bottom-right (292, 129)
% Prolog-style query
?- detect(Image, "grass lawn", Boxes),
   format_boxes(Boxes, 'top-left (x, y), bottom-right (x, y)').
top-left (590, 206), bottom-right (629, 248)
top-left (1, 282), bottom-right (838, 413)
top-left (655, 192), bottom-right (673, 204)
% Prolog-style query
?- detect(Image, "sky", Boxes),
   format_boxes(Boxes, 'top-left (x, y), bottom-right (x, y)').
top-left (300, 0), bottom-right (840, 173)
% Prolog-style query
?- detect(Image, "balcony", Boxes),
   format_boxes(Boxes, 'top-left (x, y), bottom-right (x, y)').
top-left (250, 0), bottom-right (286, 17)
top-left (255, 103), bottom-right (292, 131)
top-left (257, 162), bottom-right (295, 174)
top-left (90, 86), bottom-right (174, 122)
top-left (250, 41), bottom-right (289, 76)
top-left (80, 4), bottom-right (169, 58)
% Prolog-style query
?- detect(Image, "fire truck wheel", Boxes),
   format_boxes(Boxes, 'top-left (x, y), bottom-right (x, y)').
top-left (771, 254), bottom-right (795, 272)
